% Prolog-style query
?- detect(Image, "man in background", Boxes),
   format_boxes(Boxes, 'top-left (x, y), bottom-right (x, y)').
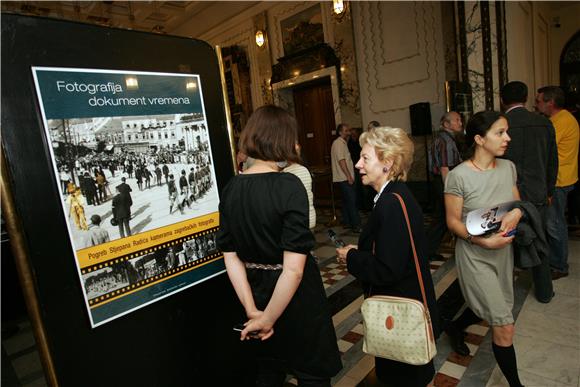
top-left (426, 111), bottom-right (463, 261)
top-left (501, 81), bottom-right (557, 301)
top-left (536, 85), bottom-right (580, 279)
top-left (331, 123), bottom-right (360, 232)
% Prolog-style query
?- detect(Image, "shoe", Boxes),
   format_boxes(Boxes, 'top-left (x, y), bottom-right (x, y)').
top-left (536, 291), bottom-right (555, 304)
top-left (551, 270), bottom-right (569, 280)
top-left (445, 325), bottom-right (470, 356)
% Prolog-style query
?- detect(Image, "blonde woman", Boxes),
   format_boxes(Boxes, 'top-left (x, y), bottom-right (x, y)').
top-left (337, 126), bottom-right (439, 387)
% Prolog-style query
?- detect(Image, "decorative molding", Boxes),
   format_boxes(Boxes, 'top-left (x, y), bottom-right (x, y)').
top-left (271, 66), bottom-right (342, 127)
top-left (534, 11), bottom-right (550, 86)
top-left (269, 2), bottom-right (335, 63)
top-left (320, 2), bottom-right (336, 51)
top-left (517, 1), bottom-right (531, 16)
top-left (370, 2), bottom-right (430, 90)
top-left (198, 2), bottom-right (273, 43)
top-left (356, 2), bottom-right (442, 113)
top-left (378, 2), bottom-right (421, 65)
top-left (211, 22), bottom-right (263, 109)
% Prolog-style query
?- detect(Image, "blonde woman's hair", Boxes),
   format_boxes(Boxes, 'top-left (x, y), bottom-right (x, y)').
top-left (359, 126), bottom-right (414, 182)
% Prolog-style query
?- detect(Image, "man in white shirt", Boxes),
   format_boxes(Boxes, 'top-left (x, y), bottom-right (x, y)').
top-left (331, 123), bottom-right (360, 232)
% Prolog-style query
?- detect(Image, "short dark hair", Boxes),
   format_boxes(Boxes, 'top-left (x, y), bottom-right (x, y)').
top-left (337, 123), bottom-right (349, 134)
top-left (90, 214), bottom-right (102, 225)
top-left (501, 81), bottom-right (528, 105)
top-left (538, 86), bottom-right (565, 109)
top-left (466, 111), bottom-right (506, 148)
top-left (239, 105), bottom-right (300, 163)
top-left (121, 177), bottom-right (126, 182)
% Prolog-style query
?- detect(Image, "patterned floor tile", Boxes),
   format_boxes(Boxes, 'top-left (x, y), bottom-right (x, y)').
top-left (337, 339), bottom-right (355, 353)
top-left (434, 373), bottom-right (460, 387)
top-left (438, 361), bottom-right (468, 380)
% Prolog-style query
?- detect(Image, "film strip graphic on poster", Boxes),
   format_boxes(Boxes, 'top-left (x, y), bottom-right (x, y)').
top-left (82, 226), bottom-right (221, 308)
top-left (31, 67), bottom-right (225, 327)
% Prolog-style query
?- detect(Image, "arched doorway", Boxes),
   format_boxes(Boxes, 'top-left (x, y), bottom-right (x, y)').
top-left (560, 30), bottom-right (580, 109)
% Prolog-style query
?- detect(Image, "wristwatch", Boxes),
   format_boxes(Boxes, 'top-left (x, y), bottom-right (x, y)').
top-left (465, 232), bottom-right (474, 244)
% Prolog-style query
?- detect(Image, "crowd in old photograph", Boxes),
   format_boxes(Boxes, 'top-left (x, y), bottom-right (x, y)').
top-left (56, 144), bottom-right (216, 246)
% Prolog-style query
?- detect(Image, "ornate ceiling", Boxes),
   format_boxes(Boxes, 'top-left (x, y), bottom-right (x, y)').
top-left (1, 1), bottom-right (259, 36)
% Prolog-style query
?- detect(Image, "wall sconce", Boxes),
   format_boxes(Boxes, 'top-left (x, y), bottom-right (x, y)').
top-left (255, 30), bottom-right (266, 48)
top-left (125, 76), bottom-right (139, 90)
top-left (333, 0), bottom-right (348, 21)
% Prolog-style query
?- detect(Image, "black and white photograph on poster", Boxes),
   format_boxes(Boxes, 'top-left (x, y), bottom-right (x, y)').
top-left (53, 113), bottom-right (218, 248)
top-left (83, 265), bottom-right (131, 301)
top-left (81, 231), bottom-right (219, 302)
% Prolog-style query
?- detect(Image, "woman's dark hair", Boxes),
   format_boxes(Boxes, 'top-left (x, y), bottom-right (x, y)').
top-left (238, 105), bottom-right (300, 163)
top-left (465, 111), bottom-right (506, 149)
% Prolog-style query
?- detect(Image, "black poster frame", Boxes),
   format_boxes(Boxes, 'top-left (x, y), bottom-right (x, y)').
top-left (1, 14), bottom-right (247, 386)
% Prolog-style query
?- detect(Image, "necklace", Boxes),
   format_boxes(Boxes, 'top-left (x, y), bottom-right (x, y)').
top-left (470, 158), bottom-right (495, 171)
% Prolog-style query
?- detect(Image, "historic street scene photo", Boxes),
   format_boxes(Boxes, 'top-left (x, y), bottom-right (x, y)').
top-left (48, 112), bottom-right (219, 250)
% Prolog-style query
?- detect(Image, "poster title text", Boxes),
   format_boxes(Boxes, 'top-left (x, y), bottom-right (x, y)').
top-left (55, 81), bottom-right (191, 107)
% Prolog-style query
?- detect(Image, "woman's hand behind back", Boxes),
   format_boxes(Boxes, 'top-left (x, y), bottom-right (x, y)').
top-left (240, 314), bottom-right (274, 341)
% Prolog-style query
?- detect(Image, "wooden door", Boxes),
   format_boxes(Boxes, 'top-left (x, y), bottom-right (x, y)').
top-left (293, 78), bottom-right (336, 205)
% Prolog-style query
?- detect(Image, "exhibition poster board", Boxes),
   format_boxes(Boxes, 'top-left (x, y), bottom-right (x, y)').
top-left (32, 67), bottom-right (224, 327)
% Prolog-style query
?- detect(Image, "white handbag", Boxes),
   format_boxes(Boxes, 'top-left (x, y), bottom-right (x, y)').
top-left (360, 193), bottom-right (437, 365)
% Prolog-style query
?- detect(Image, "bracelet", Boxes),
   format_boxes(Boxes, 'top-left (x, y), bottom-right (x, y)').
top-left (465, 232), bottom-right (474, 244)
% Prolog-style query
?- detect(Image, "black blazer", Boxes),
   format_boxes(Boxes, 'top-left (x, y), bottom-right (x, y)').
top-left (503, 106), bottom-right (558, 205)
top-left (347, 181), bottom-right (439, 336)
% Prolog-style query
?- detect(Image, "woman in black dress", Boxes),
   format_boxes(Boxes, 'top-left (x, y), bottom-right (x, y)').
top-left (336, 126), bottom-right (439, 387)
top-left (217, 105), bottom-right (341, 386)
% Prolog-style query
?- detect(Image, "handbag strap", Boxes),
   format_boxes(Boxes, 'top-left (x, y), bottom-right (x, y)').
top-left (391, 192), bottom-right (430, 309)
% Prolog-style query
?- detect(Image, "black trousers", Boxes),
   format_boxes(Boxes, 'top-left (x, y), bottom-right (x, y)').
top-left (530, 204), bottom-right (554, 303)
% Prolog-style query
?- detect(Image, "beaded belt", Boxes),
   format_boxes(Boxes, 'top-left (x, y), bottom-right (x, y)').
top-left (244, 262), bottom-right (283, 271)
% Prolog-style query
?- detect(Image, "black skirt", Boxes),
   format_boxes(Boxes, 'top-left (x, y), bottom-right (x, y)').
top-left (245, 257), bottom-right (342, 378)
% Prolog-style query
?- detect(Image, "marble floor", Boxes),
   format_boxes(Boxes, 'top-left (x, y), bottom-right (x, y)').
top-left (2, 212), bottom-right (579, 387)
top-left (485, 239), bottom-right (580, 387)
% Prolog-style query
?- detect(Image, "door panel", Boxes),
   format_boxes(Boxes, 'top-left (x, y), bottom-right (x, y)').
top-left (293, 79), bottom-right (336, 205)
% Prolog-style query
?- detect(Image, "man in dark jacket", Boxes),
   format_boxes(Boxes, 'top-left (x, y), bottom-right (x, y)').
top-left (116, 178), bottom-right (133, 208)
top-left (162, 164), bottom-right (170, 183)
top-left (112, 186), bottom-right (132, 238)
top-left (500, 81), bottom-right (558, 303)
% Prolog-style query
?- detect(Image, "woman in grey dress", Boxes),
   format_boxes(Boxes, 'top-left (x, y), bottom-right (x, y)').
top-left (445, 111), bottom-right (524, 387)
